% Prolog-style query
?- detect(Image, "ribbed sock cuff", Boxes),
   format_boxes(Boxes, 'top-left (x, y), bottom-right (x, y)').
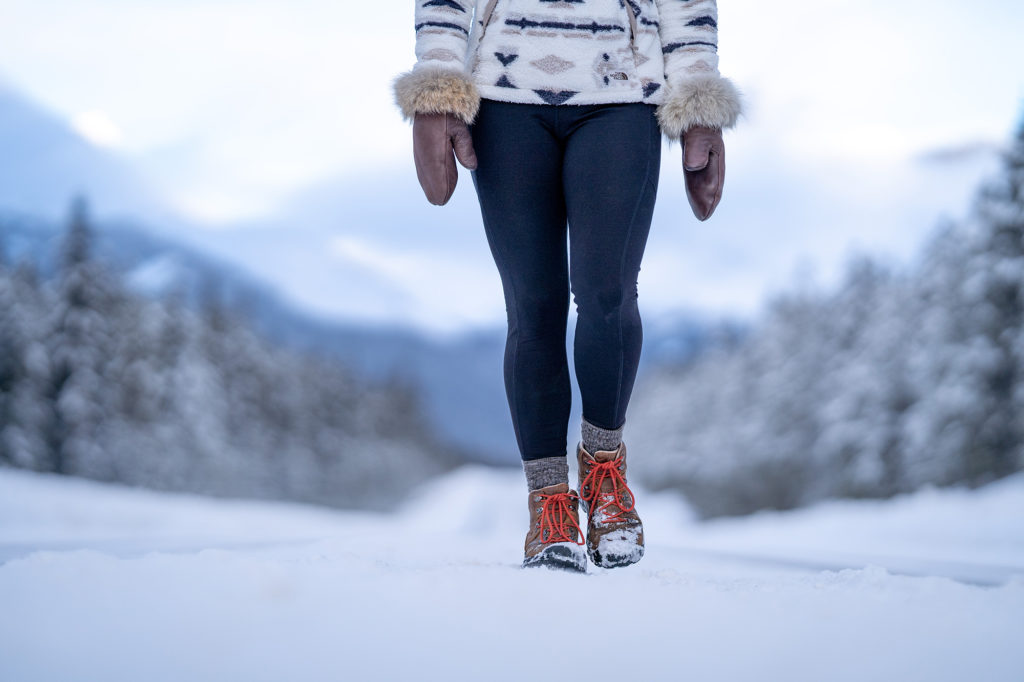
top-left (523, 456), bottom-right (569, 492)
top-left (581, 416), bottom-right (624, 454)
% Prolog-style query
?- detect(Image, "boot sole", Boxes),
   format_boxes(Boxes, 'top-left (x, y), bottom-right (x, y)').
top-left (522, 544), bottom-right (587, 573)
top-left (588, 544), bottom-right (644, 569)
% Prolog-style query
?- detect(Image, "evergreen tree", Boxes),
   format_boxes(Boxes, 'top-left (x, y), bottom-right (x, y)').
top-left (961, 118), bottom-right (1024, 480)
top-left (0, 224), bottom-right (8, 271)
top-left (45, 197), bottom-right (123, 476)
top-left (1, 259), bottom-right (50, 470)
top-left (0, 268), bottom-right (16, 466)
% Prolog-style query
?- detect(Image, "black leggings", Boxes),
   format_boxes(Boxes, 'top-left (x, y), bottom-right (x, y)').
top-left (469, 99), bottom-right (661, 462)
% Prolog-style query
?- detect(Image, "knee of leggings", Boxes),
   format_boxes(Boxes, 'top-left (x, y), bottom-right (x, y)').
top-left (573, 282), bottom-right (638, 322)
top-left (508, 293), bottom-right (569, 340)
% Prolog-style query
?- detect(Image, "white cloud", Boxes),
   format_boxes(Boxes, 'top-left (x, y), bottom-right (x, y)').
top-left (70, 109), bottom-right (124, 148)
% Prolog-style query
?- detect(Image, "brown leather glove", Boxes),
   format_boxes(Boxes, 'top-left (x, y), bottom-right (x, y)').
top-left (682, 126), bottom-right (726, 221)
top-left (413, 112), bottom-right (478, 206)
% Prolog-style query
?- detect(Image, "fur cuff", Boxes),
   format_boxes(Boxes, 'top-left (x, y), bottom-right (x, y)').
top-left (393, 66), bottom-right (480, 124)
top-left (656, 75), bottom-right (743, 139)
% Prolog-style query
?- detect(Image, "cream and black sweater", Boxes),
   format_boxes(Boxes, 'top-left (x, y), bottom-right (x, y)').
top-left (393, 0), bottom-right (742, 138)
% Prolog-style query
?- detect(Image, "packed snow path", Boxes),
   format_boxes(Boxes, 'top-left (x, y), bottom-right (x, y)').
top-left (2, 467), bottom-right (1022, 681)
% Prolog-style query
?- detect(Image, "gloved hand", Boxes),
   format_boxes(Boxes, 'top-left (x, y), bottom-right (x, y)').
top-left (413, 112), bottom-right (478, 206)
top-left (682, 126), bottom-right (726, 221)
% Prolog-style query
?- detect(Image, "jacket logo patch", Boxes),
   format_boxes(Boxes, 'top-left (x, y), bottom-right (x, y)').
top-left (593, 49), bottom-right (635, 89)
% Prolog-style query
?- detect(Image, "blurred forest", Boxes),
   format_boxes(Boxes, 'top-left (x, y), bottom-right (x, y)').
top-left (2, 120), bottom-right (1021, 517)
top-left (0, 201), bottom-right (456, 510)
top-left (630, 119), bottom-right (1024, 517)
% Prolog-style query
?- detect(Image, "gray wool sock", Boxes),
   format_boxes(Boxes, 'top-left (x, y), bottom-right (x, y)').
top-left (523, 456), bottom-right (569, 492)
top-left (581, 416), bottom-right (624, 454)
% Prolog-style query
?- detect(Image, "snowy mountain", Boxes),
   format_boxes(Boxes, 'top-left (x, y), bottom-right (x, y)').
top-left (189, 164), bottom-right (505, 332)
top-left (1, 465), bottom-right (1021, 681)
top-left (0, 82), bottom-right (462, 324)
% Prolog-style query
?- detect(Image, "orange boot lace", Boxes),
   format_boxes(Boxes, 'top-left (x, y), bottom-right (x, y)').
top-left (537, 490), bottom-right (585, 545)
top-left (580, 459), bottom-right (636, 523)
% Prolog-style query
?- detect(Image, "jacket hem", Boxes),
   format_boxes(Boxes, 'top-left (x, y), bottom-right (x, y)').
top-left (476, 84), bottom-right (666, 108)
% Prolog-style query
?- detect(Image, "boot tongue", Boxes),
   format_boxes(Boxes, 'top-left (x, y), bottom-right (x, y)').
top-left (590, 447), bottom-right (624, 493)
top-left (538, 482), bottom-right (569, 495)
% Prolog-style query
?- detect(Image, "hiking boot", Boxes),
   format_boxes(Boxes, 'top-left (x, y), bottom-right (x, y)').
top-left (522, 482), bottom-right (587, 573)
top-left (577, 441), bottom-right (644, 568)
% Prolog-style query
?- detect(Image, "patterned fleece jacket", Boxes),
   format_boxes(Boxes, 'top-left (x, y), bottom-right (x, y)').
top-left (393, 0), bottom-right (742, 139)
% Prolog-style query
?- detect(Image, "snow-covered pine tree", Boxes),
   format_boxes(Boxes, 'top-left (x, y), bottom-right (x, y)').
top-left (900, 120), bottom-right (1024, 489)
top-left (45, 197), bottom-right (124, 476)
top-left (895, 220), bottom-right (970, 488)
top-left (0, 233), bottom-right (14, 465)
top-left (0, 256), bottom-right (50, 470)
top-left (811, 256), bottom-right (916, 499)
top-left (960, 118), bottom-right (1024, 481)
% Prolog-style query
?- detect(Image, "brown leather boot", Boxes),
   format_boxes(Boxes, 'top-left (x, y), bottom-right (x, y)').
top-left (577, 441), bottom-right (645, 568)
top-left (523, 482), bottom-right (587, 573)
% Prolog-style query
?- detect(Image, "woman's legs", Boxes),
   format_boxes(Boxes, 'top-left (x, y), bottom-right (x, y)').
top-left (471, 100), bottom-right (572, 465)
top-left (561, 109), bottom-right (658, 568)
top-left (564, 103), bottom-right (661, 438)
top-left (471, 99), bottom-right (661, 463)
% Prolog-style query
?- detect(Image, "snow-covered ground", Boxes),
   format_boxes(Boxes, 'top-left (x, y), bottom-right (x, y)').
top-left (1, 466), bottom-right (1022, 681)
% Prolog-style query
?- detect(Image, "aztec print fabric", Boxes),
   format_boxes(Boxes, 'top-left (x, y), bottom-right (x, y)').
top-left (410, 0), bottom-right (724, 107)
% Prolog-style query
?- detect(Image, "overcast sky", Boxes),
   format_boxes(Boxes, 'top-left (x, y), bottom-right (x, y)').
top-left (1, 1), bottom-right (1023, 331)
top-left (1, 0), bottom-right (1021, 223)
